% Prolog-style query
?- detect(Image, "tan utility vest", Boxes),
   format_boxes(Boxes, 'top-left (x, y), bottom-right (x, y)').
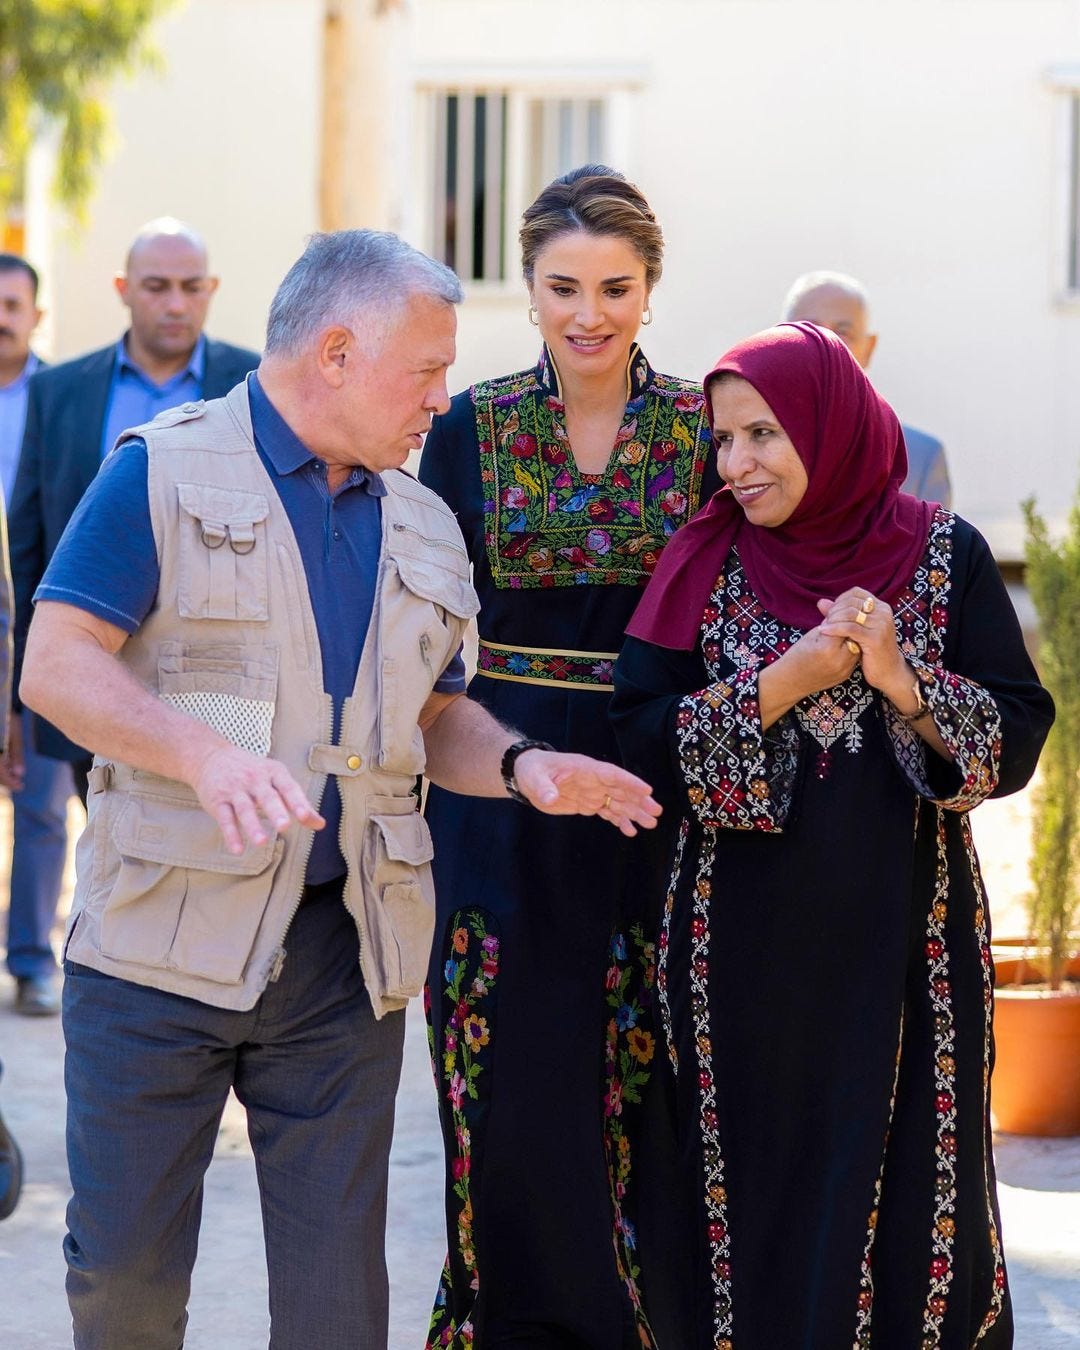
top-left (65, 382), bottom-right (478, 1016)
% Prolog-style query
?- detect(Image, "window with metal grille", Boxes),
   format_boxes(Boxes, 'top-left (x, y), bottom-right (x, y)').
top-left (429, 90), bottom-right (608, 284)
top-left (1068, 93), bottom-right (1080, 292)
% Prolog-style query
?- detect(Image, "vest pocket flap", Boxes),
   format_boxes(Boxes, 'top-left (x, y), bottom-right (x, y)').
top-left (113, 795), bottom-right (279, 877)
top-left (394, 554), bottom-right (480, 620)
top-left (371, 811), bottom-right (435, 866)
top-left (176, 484), bottom-right (271, 621)
top-left (178, 483), bottom-right (271, 540)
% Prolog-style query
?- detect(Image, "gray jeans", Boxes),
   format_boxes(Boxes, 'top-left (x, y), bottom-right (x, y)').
top-left (62, 879), bottom-right (405, 1349)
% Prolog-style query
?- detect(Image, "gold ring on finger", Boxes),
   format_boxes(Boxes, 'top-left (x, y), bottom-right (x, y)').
top-left (861, 596), bottom-right (876, 613)
top-left (602, 794), bottom-right (612, 811)
top-left (855, 610), bottom-right (868, 626)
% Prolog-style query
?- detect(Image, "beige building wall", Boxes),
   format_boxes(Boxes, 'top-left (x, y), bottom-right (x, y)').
top-left (25, 0), bottom-right (1080, 556)
top-left (405, 0), bottom-right (1080, 556)
top-left (30, 0), bottom-right (324, 362)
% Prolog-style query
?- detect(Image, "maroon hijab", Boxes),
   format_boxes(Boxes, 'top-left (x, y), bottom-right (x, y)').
top-left (626, 322), bottom-right (936, 649)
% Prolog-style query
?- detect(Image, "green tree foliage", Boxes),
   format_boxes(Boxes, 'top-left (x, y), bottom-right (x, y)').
top-left (0, 0), bottom-right (176, 218)
top-left (1023, 489), bottom-right (1080, 988)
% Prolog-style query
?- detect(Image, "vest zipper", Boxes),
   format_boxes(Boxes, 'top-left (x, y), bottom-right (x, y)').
top-left (339, 805), bottom-right (362, 980)
top-left (262, 697), bottom-right (333, 989)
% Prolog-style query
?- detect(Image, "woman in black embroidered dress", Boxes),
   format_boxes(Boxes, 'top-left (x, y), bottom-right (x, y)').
top-left (419, 168), bottom-right (717, 1348)
top-left (611, 324), bottom-right (1054, 1350)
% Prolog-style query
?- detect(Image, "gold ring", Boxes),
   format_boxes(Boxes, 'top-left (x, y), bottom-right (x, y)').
top-left (861, 596), bottom-right (876, 614)
top-left (845, 640), bottom-right (860, 655)
top-left (855, 610), bottom-right (867, 626)
top-left (602, 794), bottom-right (612, 811)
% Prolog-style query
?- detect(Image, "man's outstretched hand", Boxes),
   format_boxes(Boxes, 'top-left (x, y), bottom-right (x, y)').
top-left (511, 749), bottom-right (662, 837)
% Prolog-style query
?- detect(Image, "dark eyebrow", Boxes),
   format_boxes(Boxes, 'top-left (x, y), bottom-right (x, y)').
top-left (542, 273), bottom-right (637, 285)
top-left (713, 419), bottom-right (776, 433)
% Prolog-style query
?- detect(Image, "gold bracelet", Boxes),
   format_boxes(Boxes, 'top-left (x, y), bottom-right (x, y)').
top-left (897, 676), bottom-right (932, 723)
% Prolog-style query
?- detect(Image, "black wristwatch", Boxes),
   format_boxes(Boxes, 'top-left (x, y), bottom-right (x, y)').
top-left (500, 738), bottom-right (554, 804)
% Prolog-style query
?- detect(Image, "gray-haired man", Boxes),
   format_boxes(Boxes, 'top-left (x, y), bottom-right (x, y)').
top-left (21, 230), bottom-right (660, 1349)
top-left (782, 269), bottom-right (953, 507)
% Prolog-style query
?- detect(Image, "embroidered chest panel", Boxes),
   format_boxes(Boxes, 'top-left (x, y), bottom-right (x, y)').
top-left (700, 513), bottom-right (954, 760)
top-left (473, 348), bottom-right (711, 589)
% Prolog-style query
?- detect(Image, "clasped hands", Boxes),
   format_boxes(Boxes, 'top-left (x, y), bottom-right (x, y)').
top-left (784, 586), bottom-right (917, 708)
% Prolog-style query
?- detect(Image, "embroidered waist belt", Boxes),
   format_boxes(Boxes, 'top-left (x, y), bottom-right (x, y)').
top-left (476, 639), bottom-right (618, 690)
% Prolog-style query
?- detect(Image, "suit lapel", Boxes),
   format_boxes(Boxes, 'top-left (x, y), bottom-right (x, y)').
top-left (62, 347), bottom-right (117, 493)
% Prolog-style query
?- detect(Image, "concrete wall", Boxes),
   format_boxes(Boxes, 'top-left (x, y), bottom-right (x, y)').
top-left (406, 0), bottom-right (1080, 555)
top-left (31, 0), bottom-right (323, 362)
top-left (25, 0), bottom-right (1080, 555)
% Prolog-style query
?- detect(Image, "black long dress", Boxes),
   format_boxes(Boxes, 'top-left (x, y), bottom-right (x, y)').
top-left (609, 513), bottom-right (1054, 1350)
top-left (420, 345), bottom-right (716, 1348)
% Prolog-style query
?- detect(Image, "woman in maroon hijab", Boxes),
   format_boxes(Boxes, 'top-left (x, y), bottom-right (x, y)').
top-left (611, 323), bottom-right (1053, 1350)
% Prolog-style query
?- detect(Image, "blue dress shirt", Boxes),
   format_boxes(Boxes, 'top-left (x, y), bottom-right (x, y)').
top-left (0, 351), bottom-right (39, 504)
top-left (99, 335), bottom-right (206, 461)
top-left (39, 372), bottom-right (465, 882)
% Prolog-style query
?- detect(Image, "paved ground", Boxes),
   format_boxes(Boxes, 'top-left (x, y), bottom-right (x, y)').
top-left (0, 791), bottom-right (1077, 1347)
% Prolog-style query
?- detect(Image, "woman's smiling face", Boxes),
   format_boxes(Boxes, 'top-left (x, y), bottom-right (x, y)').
top-left (527, 230), bottom-right (649, 384)
top-left (709, 374), bottom-right (809, 528)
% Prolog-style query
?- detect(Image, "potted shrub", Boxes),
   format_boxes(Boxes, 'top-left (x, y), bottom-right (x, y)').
top-left (990, 490), bottom-right (1080, 1136)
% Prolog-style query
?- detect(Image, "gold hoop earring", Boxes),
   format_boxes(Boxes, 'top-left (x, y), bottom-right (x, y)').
top-left (641, 306), bottom-right (653, 326)
top-left (528, 305), bottom-right (539, 326)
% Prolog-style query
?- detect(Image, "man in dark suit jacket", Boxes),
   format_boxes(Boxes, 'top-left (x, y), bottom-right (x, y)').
top-left (781, 270), bottom-right (953, 507)
top-left (9, 218), bottom-right (259, 800)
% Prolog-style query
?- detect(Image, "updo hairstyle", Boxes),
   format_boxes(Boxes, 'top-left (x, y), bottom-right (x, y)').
top-left (519, 164), bottom-right (664, 291)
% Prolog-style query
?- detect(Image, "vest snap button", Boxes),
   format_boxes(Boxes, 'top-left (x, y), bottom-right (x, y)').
top-left (346, 755), bottom-right (362, 771)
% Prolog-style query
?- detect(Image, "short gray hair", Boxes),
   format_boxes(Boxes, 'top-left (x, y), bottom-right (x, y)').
top-left (781, 269), bottom-right (869, 322)
top-left (265, 230), bottom-right (464, 357)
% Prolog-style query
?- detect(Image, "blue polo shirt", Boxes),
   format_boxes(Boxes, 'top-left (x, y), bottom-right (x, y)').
top-left (100, 334), bottom-right (206, 460)
top-left (39, 372), bottom-right (465, 881)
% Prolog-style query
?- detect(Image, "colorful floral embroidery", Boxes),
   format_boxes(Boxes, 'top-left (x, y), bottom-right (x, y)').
top-left (685, 828), bottom-right (734, 1349)
top-left (676, 567), bottom-right (799, 830)
top-left (602, 924), bottom-right (659, 1348)
top-left (476, 639), bottom-right (617, 688)
top-left (474, 345), bottom-right (710, 589)
top-left (882, 513), bottom-right (1005, 810)
top-left (426, 910), bottom-right (500, 1350)
top-left (921, 817), bottom-right (959, 1346)
top-left (966, 814), bottom-right (1008, 1340)
top-left (658, 819), bottom-right (690, 1077)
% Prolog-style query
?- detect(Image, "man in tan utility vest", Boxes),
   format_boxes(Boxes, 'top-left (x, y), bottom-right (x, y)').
top-left (21, 230), bottom-right (660, 1350)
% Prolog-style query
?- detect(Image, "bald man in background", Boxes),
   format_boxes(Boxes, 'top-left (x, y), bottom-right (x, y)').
top-left (6, 219), bottom-right (258, 1011)
top-left (782, 270), bottom-right (953, 507)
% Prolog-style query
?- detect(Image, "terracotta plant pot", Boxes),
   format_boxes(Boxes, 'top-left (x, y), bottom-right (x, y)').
top-left (991, 982), bottom-right (1080, 1136)
top-left (991, 941), bottom-right (1080, 987)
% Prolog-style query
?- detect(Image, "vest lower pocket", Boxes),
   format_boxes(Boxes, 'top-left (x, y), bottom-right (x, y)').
top-left (99, 793), bottom-right (284, 985)
top-left (362, 808), bottom-right (436, 1001)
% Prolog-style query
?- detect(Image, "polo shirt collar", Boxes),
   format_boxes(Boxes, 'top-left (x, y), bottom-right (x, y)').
top-left (115, 332), bottom-right (206, 384)
top-left (246, 372), bottom-right (387, 496)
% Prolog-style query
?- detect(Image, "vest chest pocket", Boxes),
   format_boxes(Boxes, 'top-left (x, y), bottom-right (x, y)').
top-left (158, 641), bottom-right (278, 758)
top-left (362, 808), bottom-right (436, 1001)
top-left (177, 483), bottom-right (271, 621)
top-left (376, 539), bottom-right (479, 774)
